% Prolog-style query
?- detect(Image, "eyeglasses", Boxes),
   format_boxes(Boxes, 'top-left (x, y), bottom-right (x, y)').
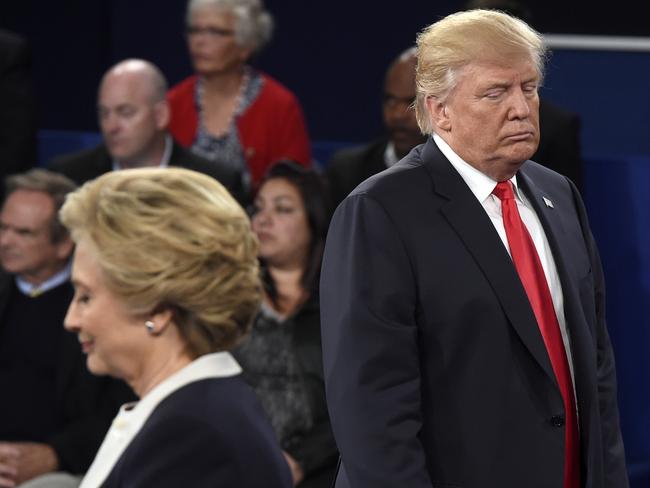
top-left (185, 26), bottom-right (236, 40)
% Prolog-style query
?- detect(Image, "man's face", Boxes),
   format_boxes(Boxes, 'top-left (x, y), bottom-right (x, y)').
top-left (0, 190), bottom-right (72, 284)
top-left (429, 57), bottom-right (540, 181)
top-left (98, 72), bottom-right (166, 164)
top-left (383, 58), bottom-right (424, 158)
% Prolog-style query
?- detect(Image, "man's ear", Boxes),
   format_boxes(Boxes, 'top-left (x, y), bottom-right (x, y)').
top-left (56, 236), bottom-right (75, 262)
top-left (426, 96), bottom-right (452, 132)
top-left (155, 100), bottom-right (170, 131)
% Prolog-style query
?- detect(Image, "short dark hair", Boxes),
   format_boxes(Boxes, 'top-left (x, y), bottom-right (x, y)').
top-left (4, 169), bottom-right (77, 243)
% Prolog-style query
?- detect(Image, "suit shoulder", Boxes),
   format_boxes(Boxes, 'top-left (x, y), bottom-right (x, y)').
top-left (522, 159), bottom-right (570, 182)
top-left (327, 140), bottom-right (385, 171)
top-left (49, 145), bottom-right (106, 168)
top-left (350, 146), bottom-right (427, 201)
top-left (153, 376), bottom-right (259, 421)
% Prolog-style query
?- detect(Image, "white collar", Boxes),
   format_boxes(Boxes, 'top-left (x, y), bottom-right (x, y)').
top-left (432, 133), bottom-right (522, 204)
top-left (15, 262), bottom-right (71, 297)
top-left (383, 141), bottom-right (400, 168)
top-left (80, 352), bottom-right (241, 488)
top-left (112, 134), bottom-right (173, 171)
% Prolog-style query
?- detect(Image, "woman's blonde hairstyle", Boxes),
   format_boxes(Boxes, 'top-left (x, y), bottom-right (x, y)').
top-left (60, 167), bottom-right (261, 357)
top-left (415, 9), bottom-right (546, 135)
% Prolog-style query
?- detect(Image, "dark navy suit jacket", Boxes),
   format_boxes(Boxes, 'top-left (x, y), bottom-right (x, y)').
top-left (320, 138), bottom-right (627, 487)
top-left (102, 376), bottom-right (292, 488)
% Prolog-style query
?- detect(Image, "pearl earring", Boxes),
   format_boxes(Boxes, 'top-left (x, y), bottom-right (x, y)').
top-left (145, 320), bottom-right (155, 334)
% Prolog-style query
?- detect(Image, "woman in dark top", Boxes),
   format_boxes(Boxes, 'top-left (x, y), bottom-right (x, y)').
top-left (234, 161), bottom-right (337, 488)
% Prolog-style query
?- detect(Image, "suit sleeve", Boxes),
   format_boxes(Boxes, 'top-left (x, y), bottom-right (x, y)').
top-left (570, 181), bottom-right (629, 486)
top-left (320, 193), bottom-right (433, 487)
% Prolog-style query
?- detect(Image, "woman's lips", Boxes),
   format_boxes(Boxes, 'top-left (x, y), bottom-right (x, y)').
top-left (79, 339), bottom-right (94, 354)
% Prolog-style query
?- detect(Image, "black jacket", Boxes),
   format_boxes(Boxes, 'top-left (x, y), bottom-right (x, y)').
top-left (0, 272), bottom-right (134, 473)
top-left (48, 140), bottom-right (246, 204)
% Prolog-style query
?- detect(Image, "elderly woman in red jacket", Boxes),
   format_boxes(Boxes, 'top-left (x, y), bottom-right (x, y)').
top-left (168, 0), bottom-right (311, 195)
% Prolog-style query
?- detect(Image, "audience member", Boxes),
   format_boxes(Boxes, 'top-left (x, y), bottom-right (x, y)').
top-left (320, 9), bottom-right (627, 487)
top-left (49, 59), bottom-right (244, 203)
top-left (168, 0), bottom-right (311, 194)
top-left (465, 0), bottom-right (584, 189)
top-left (0, 169), bottom-right (132, 488)
top-left (0, 30), bottom-right (37, 195)
top-left (61, 167), bottom-right (292, 487)
top-left (235, 161), bottom-right (337, 487)
top-left (326, 47), bottom-right (425, 207)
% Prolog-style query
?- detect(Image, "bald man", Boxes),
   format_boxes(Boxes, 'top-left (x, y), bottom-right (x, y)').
top-left (326, 48), bottom-right (426, 207)
top-left (49, 59), bottom-right (244, 203)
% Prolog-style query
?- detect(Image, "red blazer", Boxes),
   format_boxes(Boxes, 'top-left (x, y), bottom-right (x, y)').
top-left (168, 72), bottom-right (311, 187)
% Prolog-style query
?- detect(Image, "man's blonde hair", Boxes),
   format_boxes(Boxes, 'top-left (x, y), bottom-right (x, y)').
top-left (415, 9), bottom-right (546, 134)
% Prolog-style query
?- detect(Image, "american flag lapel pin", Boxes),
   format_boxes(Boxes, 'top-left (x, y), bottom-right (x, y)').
top-left (543, 196), bottom-right (554, 208)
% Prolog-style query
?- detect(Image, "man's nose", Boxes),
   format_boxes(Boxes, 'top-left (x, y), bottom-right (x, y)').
top-left (101, 113), bottom-right (121, 134)
top-left (509, 88), bottom-right (532, 119)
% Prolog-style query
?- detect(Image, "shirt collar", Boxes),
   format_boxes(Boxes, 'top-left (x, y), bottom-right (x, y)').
top-left (15, 261), bottom-right (71, 297)
top-left (432, 133), bottom-right (521, 203)
top-left (112, 134), bottom-right (172, 171)
top-left (383, 141), bottom-right (400, 168)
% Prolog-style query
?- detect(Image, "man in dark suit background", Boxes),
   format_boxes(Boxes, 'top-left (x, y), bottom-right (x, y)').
top-left (0, 169), bottom-right (132, 488)
top-left (325, 47), bottom-right (425, 208)
top-left (0, 30), bottom-right (37, 195)
top-left (321, 9), bottom-right (626, 488)
top-left (49, 59), bottom-right (245, 204)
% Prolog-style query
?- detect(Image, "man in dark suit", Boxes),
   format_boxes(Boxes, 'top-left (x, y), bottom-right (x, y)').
top-left (0, 169), bottom-right (132, 488)
top-left (49, 59), bottom-right (245, 204)
top-left (0, 30), bottom-right (37, 194)
top-left (326, 47), bottom-right (425, 208)
top-left (320, 9), bottom-right (627, 488)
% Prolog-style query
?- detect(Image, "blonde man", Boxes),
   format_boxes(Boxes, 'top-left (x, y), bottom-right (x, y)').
top-left (321, 10), bottom-right (627, 488)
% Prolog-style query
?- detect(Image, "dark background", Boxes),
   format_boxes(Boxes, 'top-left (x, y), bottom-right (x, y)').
top-left (1, 1), bottom-right (649, 486)
top-left (0, 0), bottom-right (648, 141)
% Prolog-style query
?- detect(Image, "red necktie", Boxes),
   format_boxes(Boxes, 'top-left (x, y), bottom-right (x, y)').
top-left (493, 181), bottom-right (579, 488)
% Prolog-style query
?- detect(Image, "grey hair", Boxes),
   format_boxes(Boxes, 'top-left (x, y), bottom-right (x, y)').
top-left (186, 0), bottom-right (274, 53)
top-left (4, 169), bottom-right (77, 244)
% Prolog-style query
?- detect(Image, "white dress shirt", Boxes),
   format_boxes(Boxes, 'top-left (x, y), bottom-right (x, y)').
top-left (432, 134), bottom-right (575, 383)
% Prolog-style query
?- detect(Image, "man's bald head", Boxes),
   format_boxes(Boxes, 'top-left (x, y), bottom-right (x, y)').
top-left (97, 59), bottom-right (171, 168)
top-left (100, 59), bottom-right (168, 104)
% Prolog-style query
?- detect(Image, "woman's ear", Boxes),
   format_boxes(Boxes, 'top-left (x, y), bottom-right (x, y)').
top-left (149, 307), bottom-right (174, 335)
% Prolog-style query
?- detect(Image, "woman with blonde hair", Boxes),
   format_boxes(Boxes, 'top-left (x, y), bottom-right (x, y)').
top-left (61, 167), bottom-right (291, 487)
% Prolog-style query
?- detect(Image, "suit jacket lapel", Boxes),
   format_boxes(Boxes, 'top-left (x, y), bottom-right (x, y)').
top-left (420, 140), bottom-right (557, 384)
top-left (518, 169), bottom-right (597, 415)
